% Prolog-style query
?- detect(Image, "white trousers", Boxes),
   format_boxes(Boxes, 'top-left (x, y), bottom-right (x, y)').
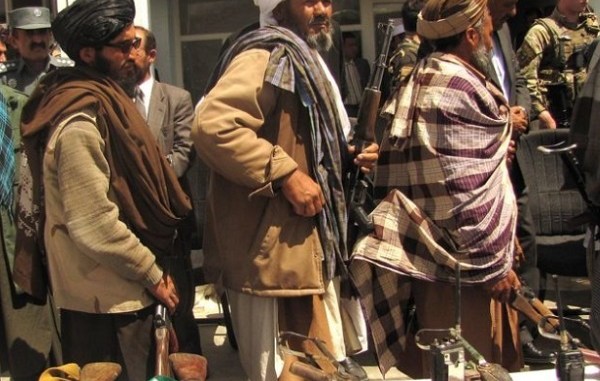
top-left (226, 279), bottom-right (350, 381)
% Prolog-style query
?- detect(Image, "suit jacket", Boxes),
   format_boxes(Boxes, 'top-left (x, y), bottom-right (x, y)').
top-left (490, 23), bottom-right (531, 114)
top-left (354, 57), bottom-right (371, 90)
top-left (146, 81), bottom-right (194, 178)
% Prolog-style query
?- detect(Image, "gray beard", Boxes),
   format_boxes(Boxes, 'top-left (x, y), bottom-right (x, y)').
top-left (306, 29), bottom-right (333, 52)
top-left (471, 43), bottom-right (492, 76)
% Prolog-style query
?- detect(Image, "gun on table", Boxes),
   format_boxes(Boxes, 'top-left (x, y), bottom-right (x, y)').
top-left (154, 304), bottom-right (179, 378)
top-left (346, 19), bottom-right (394, 244)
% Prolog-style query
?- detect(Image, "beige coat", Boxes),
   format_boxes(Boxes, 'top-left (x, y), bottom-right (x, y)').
top-left (193, 49), bottom-right (326, 297)
top-left (44, 111), bottom-right (163, 313)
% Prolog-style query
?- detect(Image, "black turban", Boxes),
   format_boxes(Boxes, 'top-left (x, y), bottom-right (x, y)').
top-left (52, 0), bottom-right (135, 61)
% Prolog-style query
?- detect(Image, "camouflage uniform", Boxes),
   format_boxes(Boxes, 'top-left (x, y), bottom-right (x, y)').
top-left (517, 8), bottom-right (600, 122)
top-left (0, 55), bottom-right (73, 96)
top-left (388, 34), bottom-right (420, 91)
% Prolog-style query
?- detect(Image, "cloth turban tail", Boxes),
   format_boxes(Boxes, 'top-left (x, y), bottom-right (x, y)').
top-left (254, 0), bottom-right (285, 27)
top-left (416, 0), bottom-right (486, 40)
top-left (52, 0), bottom-right (136, 60)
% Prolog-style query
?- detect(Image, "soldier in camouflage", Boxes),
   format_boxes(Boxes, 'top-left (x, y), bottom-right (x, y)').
top-left (0, 7), bottom-right (73, 96)
top-left (387, 0), bottom-right (425, 92)
top-left (517, 0), bottom-right (599, 130)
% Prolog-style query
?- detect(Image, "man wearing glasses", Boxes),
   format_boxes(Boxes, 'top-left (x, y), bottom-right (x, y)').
top-left (12, 0), bottom-right (190, 379)
top-left (0, 7), bottom-right (73, 95)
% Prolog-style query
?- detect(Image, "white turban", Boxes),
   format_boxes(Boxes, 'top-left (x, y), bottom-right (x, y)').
top-left (254, 0), bottom-right (285, 27)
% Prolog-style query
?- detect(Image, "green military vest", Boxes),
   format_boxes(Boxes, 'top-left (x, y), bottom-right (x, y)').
top-left (533, 12), bottom-right (599, 107)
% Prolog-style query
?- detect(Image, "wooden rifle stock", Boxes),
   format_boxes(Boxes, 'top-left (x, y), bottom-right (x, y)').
top-left (289, 361), bottom-right (332, 381)
top-left (154, 304), bottom-right (179, 378)
top-left (353, 88), bottom-right (380, 144)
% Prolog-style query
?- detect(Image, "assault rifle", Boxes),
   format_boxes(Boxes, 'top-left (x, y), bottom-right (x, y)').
top-left (346, 20), bottom-right (394, 244)
top-left (154, 304), bottom-right (179, 378)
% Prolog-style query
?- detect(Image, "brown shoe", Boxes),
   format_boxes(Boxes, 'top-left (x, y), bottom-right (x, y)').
top-left (169, 353), bottom-right (208, 381)
top-left (80, 362), bottom-right (122, 381)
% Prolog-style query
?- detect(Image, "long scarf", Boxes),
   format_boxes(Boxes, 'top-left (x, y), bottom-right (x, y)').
top-left (13, 66), bottom-right (192, 300)
top-left (206, 26), bottom-right (348, 279)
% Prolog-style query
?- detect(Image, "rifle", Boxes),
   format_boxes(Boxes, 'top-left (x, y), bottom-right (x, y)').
top-left (154, 304), bottom-right (180, 378)
top-left (545, 81), bottom-right (572, 129)
top-left (346, 19), bottom-right (394, 245)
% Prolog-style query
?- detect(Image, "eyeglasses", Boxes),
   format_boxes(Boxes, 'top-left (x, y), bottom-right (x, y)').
top-left (104, 37), bottom-right (142, 53)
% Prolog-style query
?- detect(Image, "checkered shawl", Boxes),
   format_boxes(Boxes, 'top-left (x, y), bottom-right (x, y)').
top-left (350, 53), bottom-right (517, 376)
top-left (205, 26), bottom-right (348, 279)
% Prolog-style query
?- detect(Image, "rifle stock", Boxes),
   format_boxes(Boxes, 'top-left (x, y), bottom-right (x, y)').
top-left (155, 304), bottom-right (178, 378)
top-left (353, 88), bottom-right (380, 144)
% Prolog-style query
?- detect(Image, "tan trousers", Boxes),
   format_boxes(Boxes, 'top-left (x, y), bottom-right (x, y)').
top-left (397, 279), bottom-right (522, 378)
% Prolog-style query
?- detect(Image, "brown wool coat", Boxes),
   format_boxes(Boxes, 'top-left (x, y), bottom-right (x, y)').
top-left (193, 49), bottom-right (325, 296)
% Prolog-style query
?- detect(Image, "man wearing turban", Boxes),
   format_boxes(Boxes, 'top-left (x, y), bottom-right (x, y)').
top-left (349, 0), bottom-right (523, 377)
top-left (192, 0), bottom-right (379, 380)
top-left (12, 0), bottom-right (191, 379)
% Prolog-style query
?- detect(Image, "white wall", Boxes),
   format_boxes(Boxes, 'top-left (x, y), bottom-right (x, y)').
top-left (55, 0), bottom-right (149, 26)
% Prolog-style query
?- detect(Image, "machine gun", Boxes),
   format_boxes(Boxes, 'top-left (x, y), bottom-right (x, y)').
top-left (552, 275), bottom-right (586, 381)
top-left (346, 19), bottom-right (394, 245)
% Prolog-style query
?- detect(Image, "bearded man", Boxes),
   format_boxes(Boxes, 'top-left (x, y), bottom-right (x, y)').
top-left (12, 0), bottom-right (190, 379)
top-left (192, 0), bottom-right (378, 380)
top-left (349, 0), bottom-right (523, 378)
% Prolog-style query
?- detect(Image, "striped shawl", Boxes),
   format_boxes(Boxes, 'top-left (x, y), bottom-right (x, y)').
top-left (349, 53), bottom-right (518, 375)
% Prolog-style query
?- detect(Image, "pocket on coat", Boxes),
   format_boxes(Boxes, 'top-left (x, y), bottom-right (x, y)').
top-left (251, 196), bottom-right (323, 292)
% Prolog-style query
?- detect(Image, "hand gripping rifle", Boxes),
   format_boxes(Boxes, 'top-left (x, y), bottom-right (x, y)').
top-left (345, 20), bottom-right (394, 246)
top-left (154, 304), bottom-right (180, 378)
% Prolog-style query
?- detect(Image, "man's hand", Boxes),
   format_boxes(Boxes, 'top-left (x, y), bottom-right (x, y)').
top-left (506, 139), bottom-right (517, 168)
top-left (148, 275), bottom-right (179, 314)
top-left (510, 106), bottom-right (528, 136)
top-left (538, 110), bottom-right (557, 130)
top-left (484, 269), bottom-right (521, 303)
top-left (281, 170), bottom-right (326, 217)
top-left (348, 142), bottom-right (379, 173)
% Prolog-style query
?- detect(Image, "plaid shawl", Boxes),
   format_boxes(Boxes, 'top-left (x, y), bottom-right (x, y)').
top-left (13, 66), bottom-right (192, 300)
top-left (205, 26), bottom-right (348, 279)
top-left (350, 53), bottom-right (517, 375)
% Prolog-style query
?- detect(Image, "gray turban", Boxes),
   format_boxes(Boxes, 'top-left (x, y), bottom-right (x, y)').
top-left (52, 0), bottom-right (135, 60)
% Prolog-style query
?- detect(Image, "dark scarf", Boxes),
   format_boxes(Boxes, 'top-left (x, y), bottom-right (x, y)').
top-left (206, 26), bottom-right (348, 280)
top-left (13, 66), bottom-right (191, 300)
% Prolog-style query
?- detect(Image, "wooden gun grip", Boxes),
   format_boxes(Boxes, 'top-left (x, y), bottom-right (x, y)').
top-left (155, 326), bottom-right (171, 377)
top-left (289, 361), bottom-right (332, 381)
